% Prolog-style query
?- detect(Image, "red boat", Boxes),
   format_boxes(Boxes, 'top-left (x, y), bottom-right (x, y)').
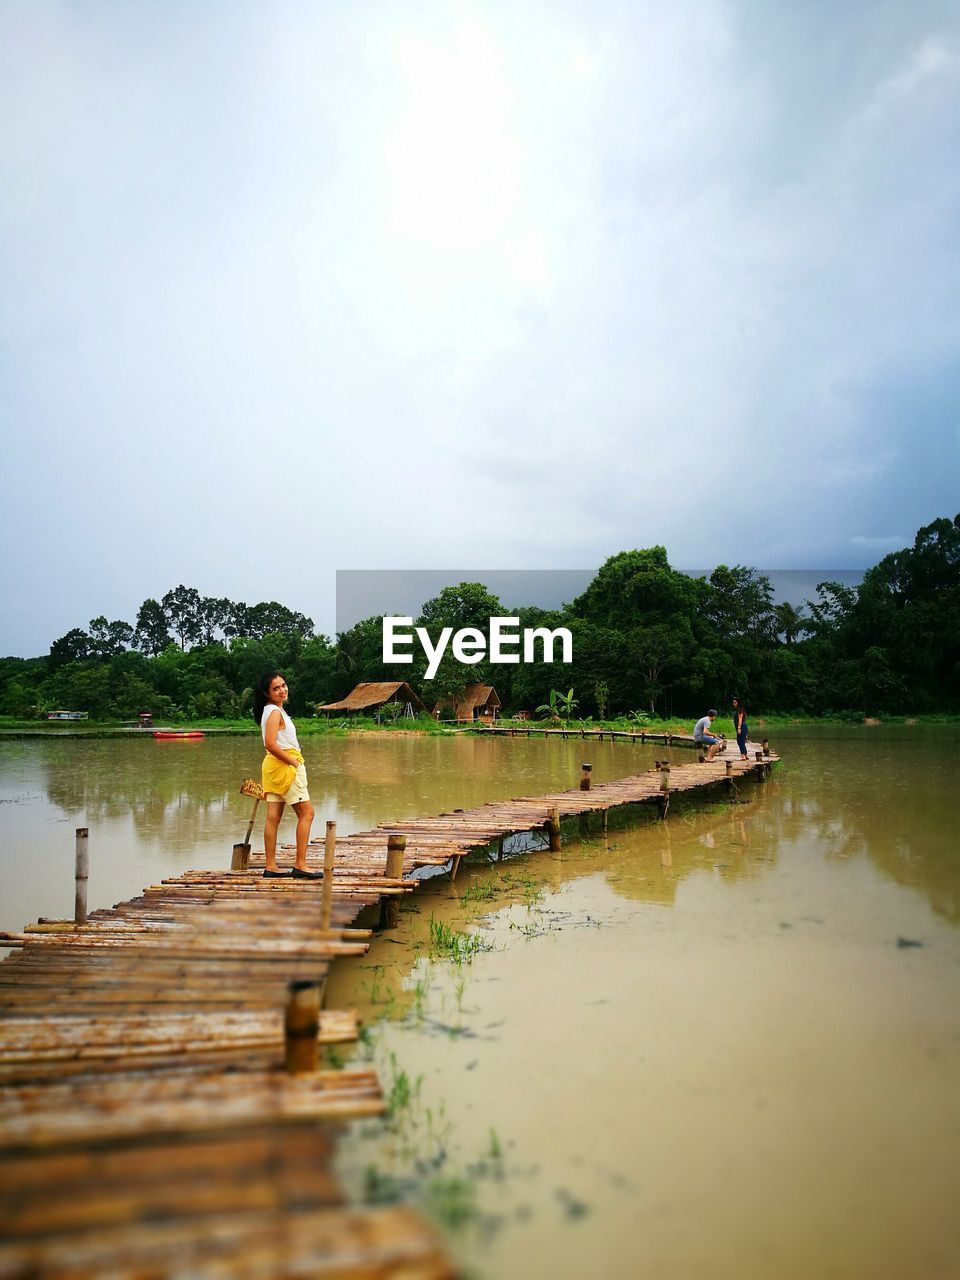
top-left (152, 731), bottom-right (205, 740)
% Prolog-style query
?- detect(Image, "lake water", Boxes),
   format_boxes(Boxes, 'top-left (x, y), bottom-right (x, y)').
top-left (1, 727), bottom-right (958, 1277)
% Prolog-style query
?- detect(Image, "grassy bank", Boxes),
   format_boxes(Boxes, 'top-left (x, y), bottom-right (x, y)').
top-left (0, 714), bottom-right (455, 738)
top-left (2, 712), bottom-right (956, 741)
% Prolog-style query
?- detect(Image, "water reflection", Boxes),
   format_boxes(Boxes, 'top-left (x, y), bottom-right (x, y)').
top-left (0, 727), bottom-right (956, 934)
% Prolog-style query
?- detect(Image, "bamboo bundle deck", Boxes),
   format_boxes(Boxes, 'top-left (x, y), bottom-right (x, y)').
top-left (0, 1204), bottom-right (454, 1278)
top-left (0, 1067), bottom-right (386, 1151)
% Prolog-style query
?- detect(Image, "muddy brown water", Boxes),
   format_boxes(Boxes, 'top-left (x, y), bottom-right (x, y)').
top-left (1, 727), bottom-right (958, 1277)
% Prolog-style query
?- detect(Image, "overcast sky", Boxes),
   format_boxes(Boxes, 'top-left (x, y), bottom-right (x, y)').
top-left (1, 0), bottom-right (958, 656)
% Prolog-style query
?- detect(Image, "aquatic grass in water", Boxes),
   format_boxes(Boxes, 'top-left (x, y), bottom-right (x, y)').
top-left (428, 914), bottom-right (491, 964)
top-left (460, 878), bottom-right (498, 903)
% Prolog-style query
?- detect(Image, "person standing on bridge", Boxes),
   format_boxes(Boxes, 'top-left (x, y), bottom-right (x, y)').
top-left (254, 671), bottom-right (319, 879)
top-left (693, 709), bottom-right (723, 761)
top-left (731, 696), bottom-right (749, 759)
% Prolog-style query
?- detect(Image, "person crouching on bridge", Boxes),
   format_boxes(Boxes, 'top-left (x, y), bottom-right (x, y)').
top-left (693, 709), bottom-right (723, 761)
top-left (254, 671), bottom-right (319, 879)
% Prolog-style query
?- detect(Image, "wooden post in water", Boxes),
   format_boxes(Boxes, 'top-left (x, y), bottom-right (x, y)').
top-left (546, 807), bottom-right (562, 852)
top-left (74, 827), bottom-right (89, 925)
top-left (656, 763), bottom-right (670, 819)
top-left (580, 763), bottom-right (592, 791)
top-left (379, 833), bottom-right (406, 929)
top-left (285, 980), bottom-right (320, 1074)
top-left (725, 758), bottom-right (734, 796)
top-left (320, 820), bottom-right (336, 931)
top-left (762, 738), bottom-right (770, 757)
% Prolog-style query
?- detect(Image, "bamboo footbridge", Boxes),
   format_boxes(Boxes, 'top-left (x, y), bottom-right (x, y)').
top-left (0, 735), bottom-right (777, 1277)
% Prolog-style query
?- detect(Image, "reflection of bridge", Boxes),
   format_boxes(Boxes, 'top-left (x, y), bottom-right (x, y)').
top-left (0, 742), bottom-right (776, 1276)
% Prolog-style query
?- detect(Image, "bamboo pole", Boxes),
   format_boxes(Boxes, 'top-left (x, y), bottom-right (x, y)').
top-left (762, 738), bottom-right (770, 757)
top-left (579, 763), bottom-right (592, 791)
top-left (284, 980), bottom-right (320, 1074)
top-left (74, 828), bottom-right (89, 926)
top-left (546, 807), bottom-right (561, 852)
top-left (320, 821), bottom-right (336, 931)
top-left (379, 834), bottom-right (406, 929)
top-left (660, 763), bottom-right (671, 793)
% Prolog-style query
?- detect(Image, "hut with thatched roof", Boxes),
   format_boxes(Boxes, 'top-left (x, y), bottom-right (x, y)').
top-left (433, 683), bottom-right (501, 723)
top-left (317, 681), bottom-right (424, 717)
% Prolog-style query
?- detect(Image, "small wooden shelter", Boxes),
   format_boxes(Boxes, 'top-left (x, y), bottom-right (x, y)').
top-left (434, 684), bottom-right (501, 723)
top-left (318, 681), bottom-right (424, 718)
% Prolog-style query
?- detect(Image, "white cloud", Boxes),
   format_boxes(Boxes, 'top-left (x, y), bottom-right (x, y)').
top-left (1, 0), bottom-right (958, 652)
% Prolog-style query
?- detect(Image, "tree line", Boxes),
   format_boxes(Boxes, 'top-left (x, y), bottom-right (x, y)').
top-left (1, 513), bottom-right (957, 721)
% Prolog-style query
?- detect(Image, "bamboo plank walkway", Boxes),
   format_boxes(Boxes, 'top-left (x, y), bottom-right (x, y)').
top-left (0, 736), bottom-right (776, 1277)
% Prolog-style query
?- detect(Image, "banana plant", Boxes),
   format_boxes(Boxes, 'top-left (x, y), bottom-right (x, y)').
top-left (536, 688), bottom-right (579, 726)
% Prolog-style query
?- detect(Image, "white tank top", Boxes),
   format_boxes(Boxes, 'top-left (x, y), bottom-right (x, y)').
top-left (261, 705), bottom-right (301, 751)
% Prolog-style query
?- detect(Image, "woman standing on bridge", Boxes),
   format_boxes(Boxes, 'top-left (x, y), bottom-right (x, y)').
top-left (732, 696), bottom-right (749, 759)
top-left (253, 671), bottom-right (319, 879)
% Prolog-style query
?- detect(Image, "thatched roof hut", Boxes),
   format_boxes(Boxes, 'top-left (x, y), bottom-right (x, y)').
top-left (318, 681), bottom-right (424, 715)
top-left (434, 683), bottom-right (501, 722)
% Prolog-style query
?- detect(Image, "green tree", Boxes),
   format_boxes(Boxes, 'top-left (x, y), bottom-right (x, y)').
top-left (162, 586), bottom-right (202, 650)
top-left (244, 601), bottom-right (314, 640)
top-left (49, 628), bottom-right (91, 669)
top-left (774, 602), bottom-right (807, 646)
top-left (88, 616), bottom-right (134, 658)
top-left (134, 599), bottom-right (172, 655)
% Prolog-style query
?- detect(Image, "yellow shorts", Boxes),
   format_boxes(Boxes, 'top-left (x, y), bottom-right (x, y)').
top-left (265, 761), bottom-right (309, 805)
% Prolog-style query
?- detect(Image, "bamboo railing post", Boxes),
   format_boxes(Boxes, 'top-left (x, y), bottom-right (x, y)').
top-left (379, 833), bottom-right (406, 929)
top-left (285, 980), bottom-right (320, 1074)
top-left (580, 763), bottom-right (592, 791)
top-left (725, 758), bottom-right (734, 796)
top-left (74, 827), bottom-right (89, 925)
top-left (320, 820), bottom-right (336, 931)
top-left (762, 738), bottom-right (770, 757)
top-left (546, 807), bottom-right (562, 852)
top-left (660, 762), bottom-right (671, 793)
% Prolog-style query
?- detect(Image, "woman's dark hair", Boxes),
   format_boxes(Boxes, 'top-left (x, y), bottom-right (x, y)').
top-left (253, 671), bottom-right (286, 725)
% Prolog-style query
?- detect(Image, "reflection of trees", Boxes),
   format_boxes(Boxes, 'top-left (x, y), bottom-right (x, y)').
top-left (30, 739), bottom-right (246, 853)
top-left (747, 729), bottom-right (958, 925)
